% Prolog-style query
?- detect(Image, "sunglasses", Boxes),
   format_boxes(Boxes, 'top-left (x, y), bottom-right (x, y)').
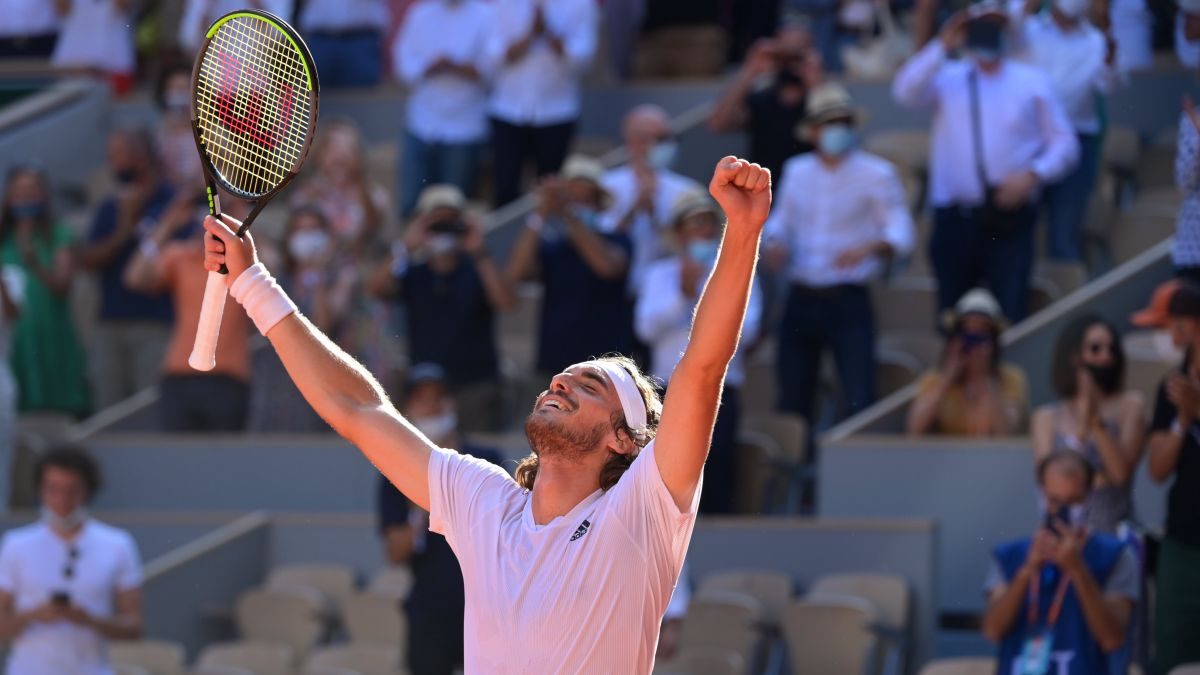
top-left (63, 546), bottom-right (78, 580)
top-left (1084, 341), bottom-right (1113, 356)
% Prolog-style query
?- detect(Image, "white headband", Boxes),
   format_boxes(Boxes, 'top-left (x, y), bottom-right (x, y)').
top-left (583, 360), bottom-right (648, 432)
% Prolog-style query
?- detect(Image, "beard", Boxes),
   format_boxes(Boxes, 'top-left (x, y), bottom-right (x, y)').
top-left (525, 412), bottom-right (609, 461)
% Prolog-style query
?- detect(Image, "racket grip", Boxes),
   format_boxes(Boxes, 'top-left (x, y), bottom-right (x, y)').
top-left (189, 271), bottom-right (228, 372)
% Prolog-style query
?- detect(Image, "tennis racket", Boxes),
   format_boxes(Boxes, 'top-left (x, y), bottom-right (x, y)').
top-left (187, 9), bottom-right (320, 371)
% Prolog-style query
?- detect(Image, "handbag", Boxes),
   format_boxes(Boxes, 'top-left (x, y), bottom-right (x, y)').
top-left (968, 70), bottom-right (1036, 237)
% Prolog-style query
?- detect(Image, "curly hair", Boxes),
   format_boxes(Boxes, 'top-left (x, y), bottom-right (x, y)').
top-left (515, 356), bottom-right (662, 491)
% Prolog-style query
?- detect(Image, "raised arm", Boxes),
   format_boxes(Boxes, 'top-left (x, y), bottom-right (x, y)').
top-left (203, 215), bottom-right (436, 510)
top-left (655, 158), bottom-right (770, 510)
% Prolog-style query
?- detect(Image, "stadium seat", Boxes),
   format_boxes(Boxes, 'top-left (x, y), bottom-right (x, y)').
top-left (110, 639), bottom-right (186, 675)
top-left (863, 130), bottom-right (930, 175)
top-left (781, 596), bottom-right (878, 675)
top-left (267, 563), bottom-right (357, 607)
top-left (1033, 260), bottom-right (1087, 300)
top-left (191, 667), bottom-right (256, 675)
top-left (918, 657), bottom-right (997, 675)
top-left (234, 587), bottom-right (325, 657)
top-left (807, 573), bottom-right (912, 673)
top-left (740, 412), bottom-right (807, 467)
top-left (879, 332), bottom-right (943, 370)
top-left (1169, 665), bottom-right (1200, 675)
top-left (653, 646), bottom-right (745, 675)
top-left (303, 643), bottom-right (404, 675)
top-left (1125, 358), bottom-right (1173, 414)
top-left (698, 570), bottom-right (793, 627)
top-left (1134, 138), bottom-right (1176, 190)
top-left (741, 351), bottom-right (778, 413)
top-left (340, 592), bottom-right (407, 648)
top-left (876, 348), bottom-right (923, 399)
top-left (873, 277), bottom-right (939, 335)
top-left (195, 641), bottom-right (295, 675)
top-left (1102, 126), bottom-right (1141, 175)
top-left (114, 666), bottom-right (151, 675)
top-left (1027, 276), bottom-right (1061, 316)
top-left (733, 435), bottom-right (780, 515)
top-left (1108, 208), bottom-right (1176, 264)
top-left (677, 592), bottom-right (762, 671)
top-left (367, 566), bottom-right (414, 600)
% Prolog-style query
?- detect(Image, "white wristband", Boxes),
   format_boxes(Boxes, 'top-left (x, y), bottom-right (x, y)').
top-left (229, 262), bottom-right (297, 336)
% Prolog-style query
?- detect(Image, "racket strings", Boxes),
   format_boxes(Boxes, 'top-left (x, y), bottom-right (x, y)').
top-left (195, 14), bottom-right (313, 197)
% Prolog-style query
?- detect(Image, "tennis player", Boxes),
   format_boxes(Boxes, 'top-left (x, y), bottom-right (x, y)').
top-left (201, 156), bottom-right (771, 673)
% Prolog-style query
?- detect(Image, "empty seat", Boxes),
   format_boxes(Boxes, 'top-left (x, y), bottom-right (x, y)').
top-left (235, 587), bottom-right (325, 657)
top-left (919, 657), bottom-right (998, 675)
top-left (876, 348), bottom-right (922, 399)
top-left (341, 592), bottom-right (407, 647)
top-left (807, 572), bottom-right (911, 637)
top-left (740, 412), bottom-right (806, 466)
top-left (267, 563), bottom-right (357, 607)
top-left (698, 570), bottom-right (793, 627)
top-left (873, 277), bottom-right (939, 334)
top-left (1108, 210), bottom-right (1175, 264)
top-left (303, 643), bottom-right (403, 675)
top-left (367, 566), bottom-right (414, 600)
top-left (653, 646), bottom-right (745, 675)
top-left (195, 641), bottom-right (295, 675)
top-left (1102, 126), bottom-right (1141, 174)
top-left (110, 639), bottom-right (186, 675)
top-left (1033, 260), bottom-right (1087, 299)
top-left (781, 596), bottom-right (878, 675)
top-left (678, 592), bottom-right (762, 668)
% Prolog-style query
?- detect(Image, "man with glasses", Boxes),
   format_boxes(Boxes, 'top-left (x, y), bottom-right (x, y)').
top-left (0, 446), bottom-right (143, 674)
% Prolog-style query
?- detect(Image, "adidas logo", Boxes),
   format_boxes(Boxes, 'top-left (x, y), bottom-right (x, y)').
top-left (570, 519), bottom-right (591, 542)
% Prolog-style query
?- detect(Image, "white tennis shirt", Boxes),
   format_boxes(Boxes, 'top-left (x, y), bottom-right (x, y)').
top-left (428, 439), bottom-right (700, 674)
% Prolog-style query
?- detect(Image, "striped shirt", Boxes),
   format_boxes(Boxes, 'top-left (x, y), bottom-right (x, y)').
top-left (428, 440), bottom-right (700, 674)
top-left (1175, 111), bottom-right (1200, 269)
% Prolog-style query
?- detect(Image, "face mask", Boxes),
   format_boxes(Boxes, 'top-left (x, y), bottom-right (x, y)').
top-left (428, 234), bottom-right (458, 256)
top-left (777, 67), bottom-right (804, 87)
top-left (412, 410), bottom-right (457, 442)
top-left (817, 124), bottom-right (855, 157)
top-left (959, 331), bottom-right (993, 351)
top-left (965, 22), bottom-right (1005, 63)
top-left (288, 230), bottom-right (330, 263)
top-left (10, 202), bottom-right (46, 222)
top-left (568, 205), bottom-right (601, 230)
top-left (687, 239), bottom-right (720, 268)
top-left (40, 505), bottom-right (88, 531)
top-left (1084, 363), bottom-right (1121, 393)
top-left (1053, 0), bottom-right (1090, 19)
top-left (164, 92), bottom-right (190, 113)
top-left (115, 168), bottom-right (141, 185)
top-left (647, 141), bottom-right (678, 171)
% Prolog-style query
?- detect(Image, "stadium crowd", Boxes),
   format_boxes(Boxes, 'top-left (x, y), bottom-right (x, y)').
top-left (0, 0), bottom-right (1196, 673)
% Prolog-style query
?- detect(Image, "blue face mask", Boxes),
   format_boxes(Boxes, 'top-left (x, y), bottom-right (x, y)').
top-left (10, 202), bottom-right (46, 222)
top-left (817, 124), bottom-right (855, 157)
top-left (687, 239), bottom-right (720, 268)
top-left (647, 141), bottom-right (678, 171)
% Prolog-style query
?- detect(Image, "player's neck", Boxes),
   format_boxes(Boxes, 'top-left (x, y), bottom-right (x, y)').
top-left (529, 459), bottom-right (603, 526)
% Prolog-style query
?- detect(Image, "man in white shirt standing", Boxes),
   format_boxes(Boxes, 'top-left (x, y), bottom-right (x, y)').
top-left (1011, 0), bottom-right (1116, 264)
top-left (484, 0), bottom-right (598, 207)
top-left (0, 446), bottom-right (144, 675)
top-left (298, 0), bottom-right (389, 88)
top-left (200, 155), bottom-right (771, 673)
top-left (602, 104), bottom-right (703, 295)
top-left (393, 0), bottom-right (495, 217)
top-left (636, 190), bottom-right (762, 514)
top-left (764, 82), bottom-right (915, 427)
top-left (0, 0), bottom-right (59, 58)
top-left (893, 1), bottom-right (1078, 322)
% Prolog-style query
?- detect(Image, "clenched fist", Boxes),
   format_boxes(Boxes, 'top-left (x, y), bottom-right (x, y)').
top-left (708, 156), bottom-right (771, 232)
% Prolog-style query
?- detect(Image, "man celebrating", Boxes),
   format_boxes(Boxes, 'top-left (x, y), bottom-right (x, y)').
top-left (200, 156), bottom-right (770, 672)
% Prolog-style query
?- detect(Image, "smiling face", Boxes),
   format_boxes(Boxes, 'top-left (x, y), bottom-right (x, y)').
top-left (526, 363), bottom-right (627, 462)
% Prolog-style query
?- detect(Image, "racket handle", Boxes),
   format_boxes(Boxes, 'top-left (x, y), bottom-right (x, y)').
top-left (189, 271), bottom-right (228, 372)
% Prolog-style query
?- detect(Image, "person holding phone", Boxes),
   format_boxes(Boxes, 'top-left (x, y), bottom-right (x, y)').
top-left (0, 446), bottom-right (143, 675)
top-left (1031, 315), bottom-right (1146, 534)
top-left (981, 451), bottom-right (1138, 674)
top-left (907, 288), bottom-right (1029, 436)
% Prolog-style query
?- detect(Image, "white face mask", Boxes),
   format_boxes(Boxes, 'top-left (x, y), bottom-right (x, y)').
top-left (41, 506), bottom-right (88, 531)
top-left (1037, 495), bottom-right (1089, 529)
top-left (427, 234), bottom-right (458, 257)
top-left (412, 410), bottom-right (457, 443)
top-left (288, 230), bottom-right (330, 263)
top-left (1054, 0), bottom-right (1090, 19)
top-left (647, 141), bottom-right (678, 171)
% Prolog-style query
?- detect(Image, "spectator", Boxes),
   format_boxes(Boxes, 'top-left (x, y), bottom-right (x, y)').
top-left (177, 0), bottom-right (292, 54)
top-left (1011, 0), bottom-right (1116, 264)
top-left (377, 363), bottom-right (503, 675)
top-left (764, 83), bottom-right (915, 426)
top-left (297, 0), bottom-right (389, 88)
top-left (1144, 280), bottom-right (1200, 673)
top-left (981, 450), bottom-right (1137, 674)
top-left (601, 105), bottom-right (702, 295)
top-left (1106, 0), bottom-right (1154, 73)
top-left (507, 155), bottom-right (633, 378)
top-left (1032, 315), bottom-right (1146, 534)
top-left (0, 0), bottom-right (58, 59)
top-left (393, 0), bottom-right (494, 217)
top-left (636, 191), bottom-right (762, 514)
top-left (1176, 94), bottom-right (1200, 284)
top-left (368, 185), bottom-right (513, 432)
top-left (248, 206), bottom-right (353, 432)
top-left (892, 2), bottom-right (1079, 322)
top-left (290, 119), bottom-right (390, 253)
top-left (0, 446), bottom-right (144, 673)
top-left (153, 63), bottom-right (205, 194)
top-left (657, 559), bottom-right (691, 661)
top-left (907, 288), bottom-right (1029, 436)
top-left (78, 128), bottom-right (180, 411)
top-left (1177, 0), bottom-right (1200, 67)
top-left (708, 19), bottom-right (822, 182)
top-left (0, 264), bottom-right (22, 511)
top-left (0, 165), bottom-right (90, 417)
top-left (50, 0), bottom-right (136, 95)
top-left (123, 195), bottom-right (250, 432)
top-left (601, 0), bottom-right (646, 80)
top-left (485, 0), bottom-right (598, 207)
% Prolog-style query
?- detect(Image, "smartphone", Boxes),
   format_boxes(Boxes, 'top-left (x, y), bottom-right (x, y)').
top-left (51, 591), bottom-right (70, 607)
top-left (1043, 505), bottom-right (1070, 535)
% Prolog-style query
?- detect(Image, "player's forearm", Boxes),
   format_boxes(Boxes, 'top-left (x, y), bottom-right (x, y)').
top-left (680, 226), bottom-right (759, 377)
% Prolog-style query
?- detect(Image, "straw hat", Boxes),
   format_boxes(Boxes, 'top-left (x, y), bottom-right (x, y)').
top-left (940, 287), bottom-right (1009, 333)
top-left (415, 184), bottom-right (466, 215)
top-left (669, 190), bottom-right (722, 228)
top-left (796, 83), bottom-right (868, 138)
top-left (560, 155), bottom-right (613, 209)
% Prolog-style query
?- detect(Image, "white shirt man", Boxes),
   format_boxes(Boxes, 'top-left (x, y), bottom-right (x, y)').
top-left (0, 0), bottom-right (58, 39)
top-left (177, 0), bottom-right (294, 53)
top-left (393, 0), bottom-right (495, 146)
top-left (50, 0), bottom-right (135, 75)
top-left (0, 521), bottom-right (141, 675)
